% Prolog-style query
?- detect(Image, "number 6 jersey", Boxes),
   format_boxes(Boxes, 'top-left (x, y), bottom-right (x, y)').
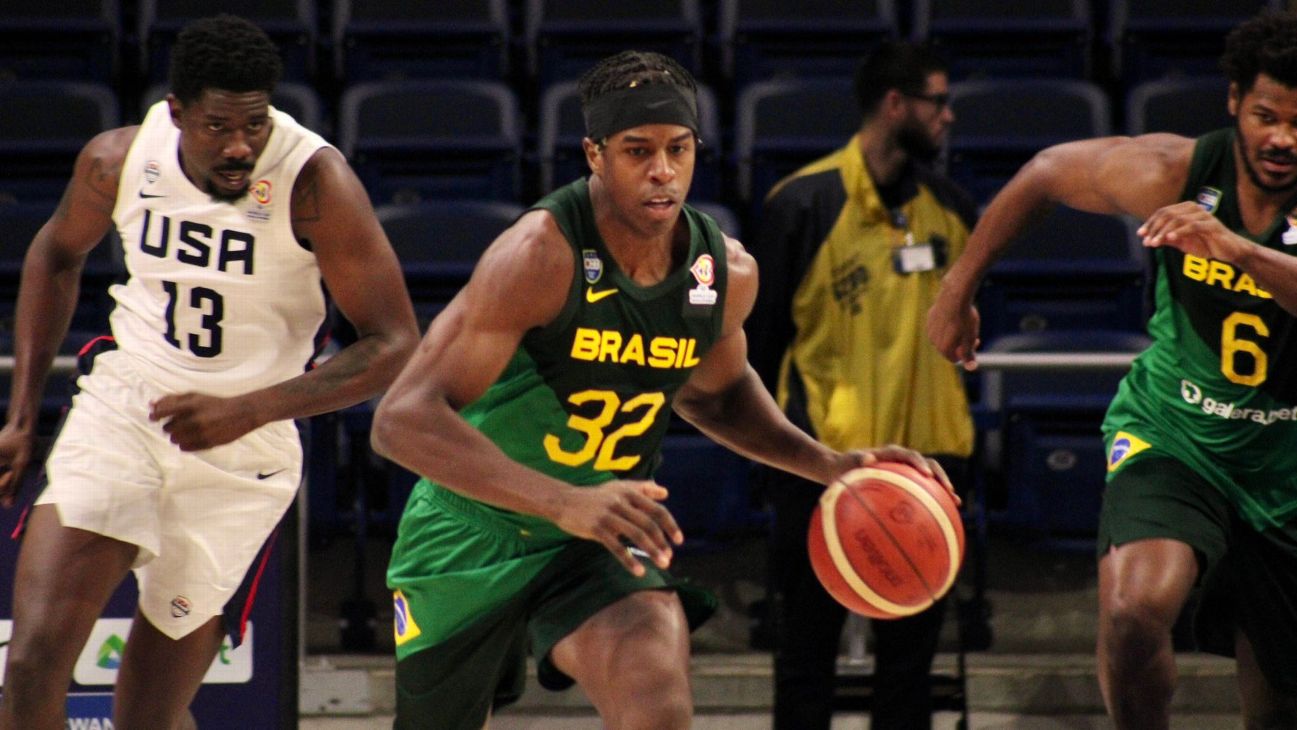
top-left (108, 100), bottom-right (329, 396)
top-left (1104, 128), bottom-right (1297, 530)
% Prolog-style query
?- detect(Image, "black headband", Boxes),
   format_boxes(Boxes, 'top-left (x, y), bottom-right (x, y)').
top-left (583, 82), bottom-right (700, 142)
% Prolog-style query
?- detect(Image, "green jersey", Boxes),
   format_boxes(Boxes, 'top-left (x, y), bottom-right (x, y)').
top-left (409, 178), bottom-right (728, 540)
top-left (1104, 128), bottom-right (1297, 530)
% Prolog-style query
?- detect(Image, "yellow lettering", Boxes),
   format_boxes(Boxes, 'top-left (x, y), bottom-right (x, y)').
top-left (598, 331), bottom-right (622, 362)
top-left (648, 337), bottom-right (677, 368)
top-left (571, 328), bottom-right (600, 361)
top-left (620, 334), bottom-right (646, 365)
top-left (1233, 272), bottom-right (1258, 297)
top-left (1183, 254), bottom-right (1209, 281)
top-left (1206, 260), bottom-right (1234, 288)
top-left (676, 337), bottom-right (700, 368)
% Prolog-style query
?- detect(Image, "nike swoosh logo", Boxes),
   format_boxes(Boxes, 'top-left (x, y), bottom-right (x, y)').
top-left (256, 469), bottom-right (285, 480)
top-left (586, 287), bottom-right (618, 303)
top-left (645, 99), bottom-right (673, 109)
top-left (138, 191), bottom-right (166, 199)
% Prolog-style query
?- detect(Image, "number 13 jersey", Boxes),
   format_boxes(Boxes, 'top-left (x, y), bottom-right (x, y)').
top-left (108, 100), bottom-right (329, 396)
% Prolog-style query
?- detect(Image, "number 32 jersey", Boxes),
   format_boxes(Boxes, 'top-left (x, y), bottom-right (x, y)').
top-left (1104, 128), bottom-right (1297, 530)
top-left (108, 100), bottom-right (329, 396)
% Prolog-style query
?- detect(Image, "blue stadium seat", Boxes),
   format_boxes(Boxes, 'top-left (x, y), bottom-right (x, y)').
top-left (977, 207), bottom-right (1148, 342)
top-left (139, 81), bottom-right (326, 136)
top-left (536, 80), bottom-right (723, 200)
top-left (331, 0), bottom-right (511, 82)
top-left (376, 199), bottom-right (522, 283)
top-left (525, 0), bottom-right (703, 88)
top-left (339, 80), bottom-right (522, 203)
top-left (1110, 0), bottom-right (1281, 87)
top-left (656, 433), bottom-right (765, 550)
top-left (0, 0), bottom-right (120, 84)
top-left (138, 0), bottom-right (319, 84)
top-left (718, 0), bottom-right (897, 88)
top-left (1124, 75), bottom-right (1231, 137)
top-left (0, 81), bottom-right (119, 205)
top-left (690, 202), bottom-right (742, 240)
top-left (947, 78), bottom-right (1111, 204)
top-left (734, 76), bottom-right (859, 210)
top-left (913, 0), bottom-right (1091, 80)
top-left (977, 330), bottom-right (1150, 546)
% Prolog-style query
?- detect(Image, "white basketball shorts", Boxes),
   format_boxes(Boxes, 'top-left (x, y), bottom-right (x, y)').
top-left (37, 349), bottom-right (302, 640)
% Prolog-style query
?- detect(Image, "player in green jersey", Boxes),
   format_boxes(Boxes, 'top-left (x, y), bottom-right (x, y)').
top-left (927, 11), bottom-right (1297, 730)
top-left (371, 50), bottom-right (951, 730)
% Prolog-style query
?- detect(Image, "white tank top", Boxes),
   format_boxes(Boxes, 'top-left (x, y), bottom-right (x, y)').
top-left (109, 101), bottom-right (329, 396)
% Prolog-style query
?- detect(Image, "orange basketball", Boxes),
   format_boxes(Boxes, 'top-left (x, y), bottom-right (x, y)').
top-left (808, 462), bottom-right (965, 619)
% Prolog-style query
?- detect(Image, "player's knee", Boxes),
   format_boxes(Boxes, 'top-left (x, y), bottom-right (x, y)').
top-left (603, 646), bottom-right (691, 729)
top-left (1103, 594), bottom-right (1174, 654)
top-left (2, 630), bottom-right (66, 690)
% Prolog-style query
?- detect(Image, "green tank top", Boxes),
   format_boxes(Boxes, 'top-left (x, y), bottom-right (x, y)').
top-left (412, 178), bottom-right (729, 538)
top-left (1104, 128), bottom-right (1297, 529)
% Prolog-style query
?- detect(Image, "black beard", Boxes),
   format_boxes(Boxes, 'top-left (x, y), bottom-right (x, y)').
top-left (1235, 122), bottom-right (1297, 194)
top-left (898, 120), bottom-right (942, 164)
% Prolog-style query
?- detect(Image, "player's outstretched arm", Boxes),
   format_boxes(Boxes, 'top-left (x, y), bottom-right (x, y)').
top-left (673, 238), bottom-right (943, 489)
top-left (927, 133), bottom-right (1193, 371)
top-left (0, 128), bottom-right (130, 505)
top-left (149, 147), bottom-right (420, 450)
top-left (370, 211), bottom-right (679, 575)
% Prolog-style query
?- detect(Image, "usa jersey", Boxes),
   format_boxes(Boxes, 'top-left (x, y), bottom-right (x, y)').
top-left (108, 101), bottom-right (329, 396)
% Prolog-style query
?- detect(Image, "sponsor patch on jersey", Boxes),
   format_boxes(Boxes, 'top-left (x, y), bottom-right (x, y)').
top-left (1107, 431), bottom-right (1151, 472)
top-left (393, 589), bottom-right (421, 646)
top-left (582, 249), bottom-right (603, 284)
top-left (1195, 186), bottom-right (1222, 213)
top-left (251, 179), bottom-right (272, 205)
top-left (1284, 213), bottom-right (1297, 246)
top-left (144, 159), bottom-right (161, 184)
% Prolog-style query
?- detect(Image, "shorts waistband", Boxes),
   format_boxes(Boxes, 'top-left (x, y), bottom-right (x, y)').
top-left (424, 482), bottom-right (564, 543)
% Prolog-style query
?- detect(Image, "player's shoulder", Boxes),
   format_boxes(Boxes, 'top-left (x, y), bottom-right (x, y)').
top-left (81, 125), bottom-right (139, 169)
top-left (481, 208), bottom-right (574, 278)
top-left (721, 234), bottom-right (755, 284)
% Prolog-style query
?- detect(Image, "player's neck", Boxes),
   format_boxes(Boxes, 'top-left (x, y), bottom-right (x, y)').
top-left (590, 188), bottom-right (684, 286)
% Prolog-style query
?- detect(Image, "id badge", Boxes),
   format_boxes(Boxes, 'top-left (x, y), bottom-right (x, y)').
top-left (892, 242), bottom-right (938, 274)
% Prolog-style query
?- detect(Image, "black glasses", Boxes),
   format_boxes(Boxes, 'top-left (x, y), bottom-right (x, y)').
top-left (903, 91), bottom-right (951, 109)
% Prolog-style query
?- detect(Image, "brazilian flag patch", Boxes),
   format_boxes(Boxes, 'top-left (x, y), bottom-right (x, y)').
top-left (1107, 431), bottom-right (1152, 472)
top-left (393, 589), bottom-right (422, 646)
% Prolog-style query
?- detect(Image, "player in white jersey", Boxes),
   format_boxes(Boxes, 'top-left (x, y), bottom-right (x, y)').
top-left (0, 15), bottom-right (418, 730)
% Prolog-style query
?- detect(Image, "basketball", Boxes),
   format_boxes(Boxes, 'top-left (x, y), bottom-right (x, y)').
top-left (808, 462), bottom-right (965, 619)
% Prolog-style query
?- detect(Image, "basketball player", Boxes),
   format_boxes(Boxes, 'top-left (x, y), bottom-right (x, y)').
top-left (370, 50), bottom-right (951, 730)
top-left (0, 15), bottom-right (418, 729)
top-left (927, 10), bottom-right (1297, 729)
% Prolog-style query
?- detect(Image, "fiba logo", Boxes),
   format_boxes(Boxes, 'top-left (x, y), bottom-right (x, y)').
top-left (250, 179), bottom-right (272, 205)
top-left (171, 595), bottom-right (192, 618)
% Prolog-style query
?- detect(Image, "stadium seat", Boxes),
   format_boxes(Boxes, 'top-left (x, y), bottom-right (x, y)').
top-left (338, 80), bottom-right (522, 203)
top-left (1124, 75), bottom-right (1231, 137)
top-left (331, 0), bottom-right (511, 82)
top-left (0, 80), bottom-right (119, 205)
top-left (718, 0), bottom-right (897, 88)
top-left (525, 0), bottom-right (703, 88)
top-left (977, 207), bottom-right (1148, 342)
top-left (913, 0), bottom-right (1091, 80)
top-left (376, 199), bottom-right (522, 284)
top-left (536, 80), bottom-right (723, 200)
top-left (138, 0), bottom-right (319, 84)
top-left (690, 201), bottom-right (742, 239)
top-left (0, 0), bottom-right (120, 84)
top-left (977, 330), bottom-right (1150, 546)
top-left (947, 78), bottom-right (1111, 204)
top-left (733, 76), bottom-right (859, 210)
top-left (139, 81), bottom-right (326, 136)
top-left (1110, 0), bottom-right (1281, 87)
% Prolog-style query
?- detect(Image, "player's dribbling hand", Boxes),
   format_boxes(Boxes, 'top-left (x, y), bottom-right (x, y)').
top-left (149, 392), bottom-right (261, 451)
top-left (837, 446), bottom-right (960, 507)
top-left (0, 423), bottom-right (33, 508)
top-left (553, 480), bottom-right (683, 576)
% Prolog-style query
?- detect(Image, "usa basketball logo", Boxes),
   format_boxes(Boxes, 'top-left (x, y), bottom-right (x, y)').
top-left (144, 160), bottom-right (161, 183)
top-left (251, 179), bottom-right (272, 205)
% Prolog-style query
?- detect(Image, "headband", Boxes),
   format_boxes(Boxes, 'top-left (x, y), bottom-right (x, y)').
top-left (583, 82), bottom-right (700, 141)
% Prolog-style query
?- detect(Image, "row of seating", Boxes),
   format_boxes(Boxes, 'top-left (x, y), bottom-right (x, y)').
top-left (0, 74), bottom-right (1233, 210)
top-left (0, 0), bottom-right (1278, 90)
